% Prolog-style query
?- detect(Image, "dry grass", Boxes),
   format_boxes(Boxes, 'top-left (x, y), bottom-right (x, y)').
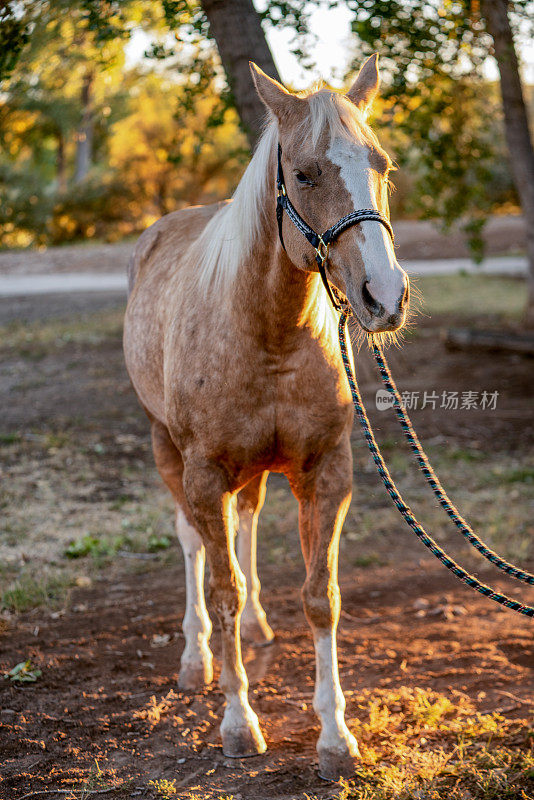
top-left (329, 688), bottom-right (534, 800)
top-left (411, 274), bottom-right (525, 322)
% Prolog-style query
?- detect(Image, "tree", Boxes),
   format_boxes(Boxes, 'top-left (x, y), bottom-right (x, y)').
top-left (199, 0), bottom-right (281, 146)
top-left (154, 0), bottom-right (311, 147)
top-left (349, 0), bottom-right (534, 323)
top-left (480, 0), bottom-right (534, 324)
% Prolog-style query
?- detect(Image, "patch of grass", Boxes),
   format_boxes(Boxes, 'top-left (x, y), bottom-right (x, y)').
top-left (64, 530), bottom-right (172, 562)
top-left (326, 687), bottom-right (534, 800)
top-left (79, 760), bottom-right (134, 799)
top-left (413, 274), bottom-right (525, 322)
top-left (0, 432), bottom-right (22, 445)
top-left (147, 534), bottom-right (172, 552)
top-left (3, 659), bottom-right (42, 683)
top-left (64, 532), bottom-right (130, 562)
top-left (446, 447), bottom-right (486, 463)
top-left (0, 307), bottom-right (124, 354)
top-left (149, 778), bottom-right (177, 798)
top-left (1, 570), bottom-right (71, 613)
top-left (497, 466), bottom-right (534, 485)
top-left (352, 554), bottom-right (383, 569)
top-left (64, 534), bottom-right (105, 559)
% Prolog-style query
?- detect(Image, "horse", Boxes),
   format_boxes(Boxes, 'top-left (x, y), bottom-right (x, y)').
top-left (123, 54), bottom-right (409, 780)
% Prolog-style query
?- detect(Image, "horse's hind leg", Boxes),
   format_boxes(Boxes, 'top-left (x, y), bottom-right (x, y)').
top-left (183, 458), bottom-right (266, 757)
top-left (293, 435), bottom-right (359, 781)
top-left (150, 421), bottom-right (213, 690)
top-left (237, 472), bottom-right (274, 645)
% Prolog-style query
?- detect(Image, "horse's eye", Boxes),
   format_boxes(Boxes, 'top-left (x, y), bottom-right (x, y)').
top-left (295, 171), bottom-right (313, 186)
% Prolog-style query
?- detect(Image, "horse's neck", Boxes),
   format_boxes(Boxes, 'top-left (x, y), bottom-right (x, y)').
top-left (233, 203), bottom-right (319, 349)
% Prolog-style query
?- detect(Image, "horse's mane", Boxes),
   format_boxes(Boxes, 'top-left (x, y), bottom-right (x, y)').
top-left (191, 86), bottom-right (382, 298)
top-left (191, 118), bottom-right (278, 297)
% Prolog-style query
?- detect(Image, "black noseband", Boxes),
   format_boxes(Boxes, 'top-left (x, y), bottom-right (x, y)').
top-left (276, 143), bottom-right (394, 311)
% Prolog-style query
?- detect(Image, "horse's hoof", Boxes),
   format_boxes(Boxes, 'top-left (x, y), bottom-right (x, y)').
top-left (222, 725), bottom-right (267, 758)
top-left (240, 616), bottom-right (275, 647)
top-left (318, 749), bottom-right (359, 782)
top-left (178, 660), bottom-right (213, 691)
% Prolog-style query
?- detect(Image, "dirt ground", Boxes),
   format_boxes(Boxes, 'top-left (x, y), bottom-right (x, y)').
top-left (1, 278), bottom-right (533, 799)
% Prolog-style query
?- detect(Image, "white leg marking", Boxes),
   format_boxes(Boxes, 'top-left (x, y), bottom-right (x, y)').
top-left (238, 504), bottom-right (274, 644)
top-left (313, 631), bottom-right (359, 757)
top-left (176, 506), bottom-right (213, 687)
top-left (217, 582), bottom-right (266, 756)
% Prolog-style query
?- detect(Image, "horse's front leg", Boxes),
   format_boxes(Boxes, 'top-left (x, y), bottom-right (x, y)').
top-left (183, 459), bottom-right (267, 757)
top-left (175, 505), bottom-right (213, 689)
top-left (237, 472), bottom-right (274, 645)
top-left (150, 420), bottom-right (213, 690)
top-left (294, 436), bottom-right (359, 781)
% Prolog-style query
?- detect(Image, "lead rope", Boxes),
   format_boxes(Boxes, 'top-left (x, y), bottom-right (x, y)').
top-left (336, 307), bottom-right (534, 618)
top-left (371, 339), bottom-right (534, 586)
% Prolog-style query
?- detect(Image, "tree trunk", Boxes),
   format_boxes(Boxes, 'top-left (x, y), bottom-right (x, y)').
top-left (74, 71), bottom-right (94, 183)
top-left (199, 0), bottom-right (281, 148)
top-left (57, 130), bottom-right (66, 193)
top-left (480, 0), bottom-right (534, 325)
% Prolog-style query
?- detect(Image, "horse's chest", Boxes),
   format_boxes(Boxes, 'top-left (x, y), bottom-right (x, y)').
top-left (273, 357), bottom-right (352, 460)
top-left (167, 335), bottom-right (351, 472)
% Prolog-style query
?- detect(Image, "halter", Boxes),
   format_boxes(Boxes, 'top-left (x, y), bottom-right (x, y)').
top-left (276, 143), bottom-right (394, 311)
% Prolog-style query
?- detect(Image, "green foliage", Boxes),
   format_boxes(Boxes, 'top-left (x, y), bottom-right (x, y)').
top-left (349, 1), bottom-right (528, 259)
top-left (0, 1), bottom-right (252, 247)
top-left (64, 530), bottom-right (172, 560)
top-left (64, 534), bottom-right (102, 558)
top-left (148, 534), bottom-right (172, 552)
top-left (3, 660), bottom-right (42, 683)
top-left (64, 532), bottom-right (129, 560)
top-left (0, 3), bottom-right (30, 82)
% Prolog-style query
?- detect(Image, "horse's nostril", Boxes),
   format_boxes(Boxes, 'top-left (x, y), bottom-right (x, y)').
top-left (362, 281), bottom-right (383, 317)
top-left (399, 279), bottom-right (409, 311)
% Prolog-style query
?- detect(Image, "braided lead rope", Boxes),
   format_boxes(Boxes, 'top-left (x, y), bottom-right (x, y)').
top-left (336, 311), bottom-right (534, 618)
top-left (371, 339), bottom-right (534, 586)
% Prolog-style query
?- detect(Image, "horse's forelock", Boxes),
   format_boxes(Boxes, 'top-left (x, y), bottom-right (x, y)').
top-left (298, 89), bottom-right (379, 151)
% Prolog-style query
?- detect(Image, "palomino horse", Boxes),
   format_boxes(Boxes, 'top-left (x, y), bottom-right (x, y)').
top-left (123, 54), bottom-right (409, 780)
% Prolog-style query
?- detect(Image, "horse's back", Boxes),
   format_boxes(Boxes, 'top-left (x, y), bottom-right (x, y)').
top-left (127, 201), bottom-right (229, 296)
top-left (124, 200), bottom-right (229, 424)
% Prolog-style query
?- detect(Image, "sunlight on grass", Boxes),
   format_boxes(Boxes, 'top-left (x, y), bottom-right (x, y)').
top-left (328, 687), bottom-right (534, 800)
top-left (148, 778), bottom-right (177, 798)
top-left (413, 274), bottom-right (525, 321)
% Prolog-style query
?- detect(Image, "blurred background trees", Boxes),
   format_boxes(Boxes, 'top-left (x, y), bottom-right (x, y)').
top-left (1, 0), bottom-right (533, 317)
top-left (0, 0), bottom-right (254, 246)
top-left (349, 0), bottom-right (534, 320)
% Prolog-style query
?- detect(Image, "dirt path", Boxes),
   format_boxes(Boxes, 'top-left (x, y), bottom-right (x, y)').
top-left (1, 283), bottom-right (533, 799)
top-left (0, 216), bottom-right (527, 276)
top-left (2, 557), bottom-right (533, 800)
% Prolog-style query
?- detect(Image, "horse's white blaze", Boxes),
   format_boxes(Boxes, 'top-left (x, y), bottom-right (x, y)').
top-left (327, 137), bottom-right (404, 315)
top-left (175, 508), bottom-right (213, 682)
top-left (313, 632), bottom-right (359, 755)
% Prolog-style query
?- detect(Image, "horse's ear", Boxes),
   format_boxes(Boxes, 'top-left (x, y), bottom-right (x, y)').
top-left (346, 53), bottom-right (380, 114)
top-left (250, 62), bottom-right (304, 122)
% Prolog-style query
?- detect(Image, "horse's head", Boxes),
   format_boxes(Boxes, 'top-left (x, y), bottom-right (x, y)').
top-left (251, 56), bottom-right (409, 333)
